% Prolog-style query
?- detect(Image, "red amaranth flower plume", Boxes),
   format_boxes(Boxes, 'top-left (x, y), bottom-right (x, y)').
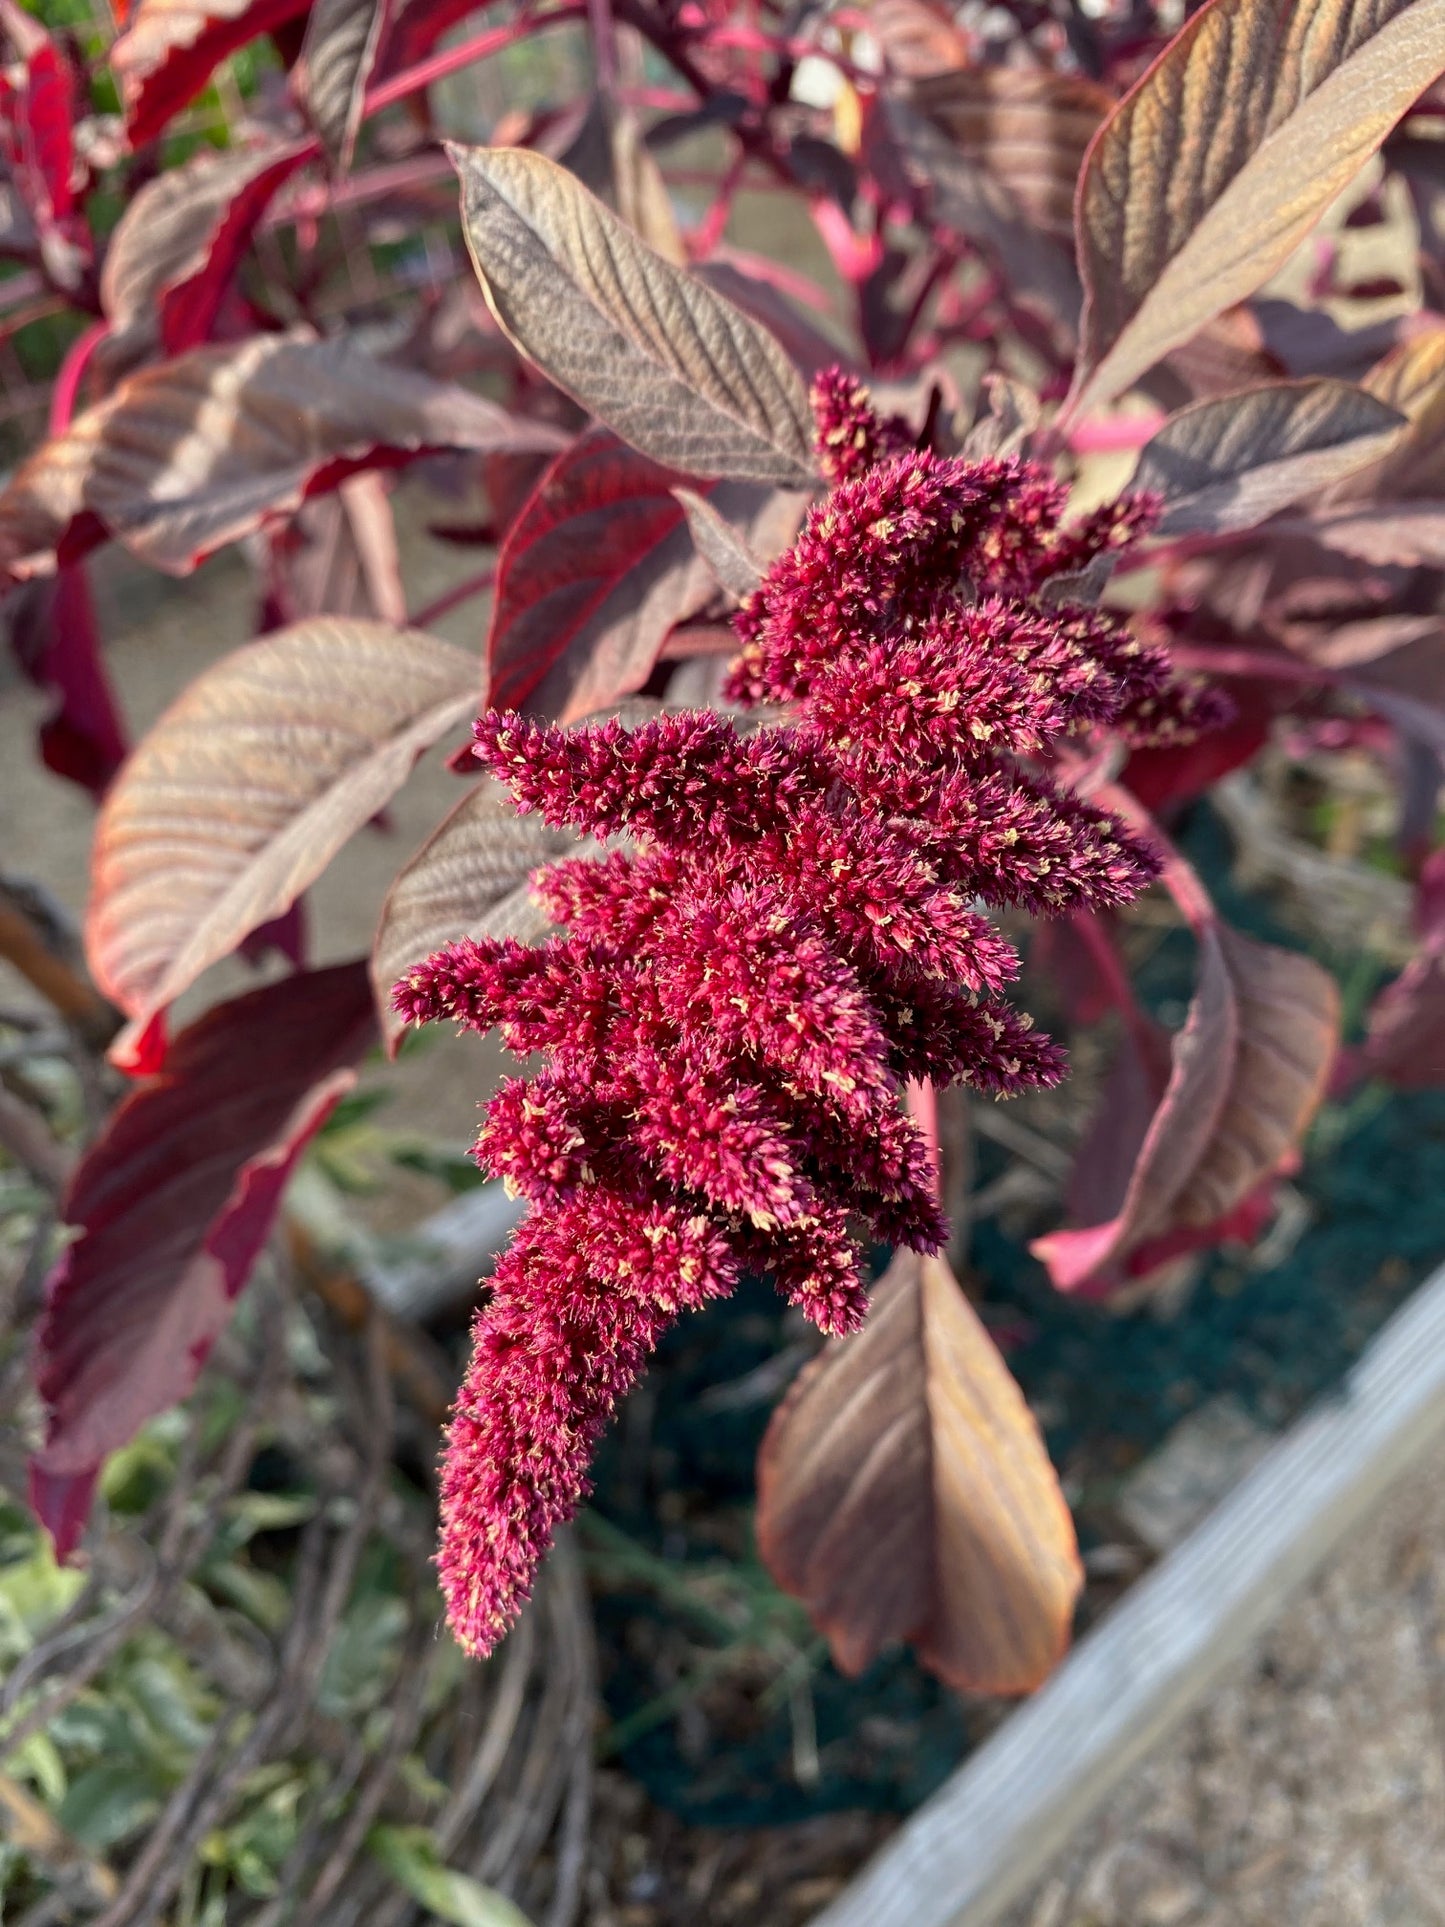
top-left (396, 373), bottom-right (1226, 1657)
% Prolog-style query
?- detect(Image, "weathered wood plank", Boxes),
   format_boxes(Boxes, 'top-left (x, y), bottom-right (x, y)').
top-left (813, 1258), bottom-right (1445, 1927)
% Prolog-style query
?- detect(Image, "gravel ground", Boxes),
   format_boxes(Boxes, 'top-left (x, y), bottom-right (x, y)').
top-left (1000, 1429), bottom-right (1445, 1927)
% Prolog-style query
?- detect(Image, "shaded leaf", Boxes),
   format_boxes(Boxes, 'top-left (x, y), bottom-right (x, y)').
top-left (756, 1249), bottom-right (1081, 1695)
top-left (867, 0), bottom-right (971, 78)
top-left (295, 0), bottom-right (390, 175)
top-left (372, 777), bottom-right (577, 1051)
top-left (5, 561), bottom-right (128, 796)
top-left (100, 139), bottom-right (310, 360)
top-left (1129, 379), bottom-right (1404, 535)
top-left (111, 0), bottom-right (313, 146)
top-left (0, 331), bottom-right (566, 580)
top-left (1348, 852), bottom-right (1445, 1086)
top-left (1033, 922), bottom-right (1339, 1296)
top-left (86, 618), bottom-right (476, 1064)
top-left (673, 486), bottom-right (763, 598)
top-left (30, 963), bottom-right (375, 1554)
top-left (1072, 0), bottom-right (1445, 414)
top-left (911, 65), bottom-right (1110, 241)
top-left (450, 143), bottom-right (816, 484)
top-left (486, 427), bottom-right (799, 723)
top-left (263, 471), bottom-right (406, 624)
top-left (883, 96), bottom-right (1081, 336)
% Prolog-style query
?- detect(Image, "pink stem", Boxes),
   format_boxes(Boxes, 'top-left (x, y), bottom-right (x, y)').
top-left (1095, 779), bottom-right (1218, 936)
top-left (50, 321), bottom-right (110, 434)
top-left (905, 1078), bottom-right (941, 1198)
top-left (412, 567), bottom-right (495, 630)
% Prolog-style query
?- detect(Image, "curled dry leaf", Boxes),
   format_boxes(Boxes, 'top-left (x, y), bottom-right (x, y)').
top-left (86, 618), bottom-right (478, 1068)
top-left (30, 963), bottom-right (375, 1558)
top-left (0, 331), bottom-right (566, 580)
top-left (112, 0), bottom-right (313, 145)
top-left (1129, 378), bottom-right (1405, 536)
top-left (1072, 0), bottom-right (1445, 415)
top-left (449, 143), bottom-right (817, 485)
top-left (1034, 922), bottom-right (1340, 1297)
top-left (100, 139), bottom-right (311, 360)
top-left (295, 0), bottom-right (391, 175)
top-left (487, 426), bottom-right (801, 722)
top-left (372, 777), bottom-right (580, 1050)
top-left (756, 1249), bottom-right (1081, 1695)
top-left (910, 65), bottom-right (1110, 242)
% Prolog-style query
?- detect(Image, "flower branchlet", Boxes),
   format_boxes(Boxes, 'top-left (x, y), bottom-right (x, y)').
top-left (395, 372), bottom-right (1226, 1656)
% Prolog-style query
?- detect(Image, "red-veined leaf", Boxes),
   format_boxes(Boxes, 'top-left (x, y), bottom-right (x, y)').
top-left (372, 777), bottom-right (579, 1049)
top-left (111, 0), bottom-right (313, 146)
top-left (29, 962), bottom-right (375, 1557)
top-left (0, 331), bottom-right (567, 581)
top-left (756, 1249), bottom-right (1081, 1694)
top-left (450, 143), bottom-right (817, 485)
top-left (0, 0), bottom-right (88, 292)
top-left (100, 138), bottom-right (310, 359)
top-left (86, 617), bottom-right (477, 1069)
top-left (1033, 921), bottom-right (1339, 1297)
top-left (294, 0), bottom-right (390, 174)
top-left (1071, 0), bottom-right (1445, 416)
top-left (1128, 379), bottom-right (1404, 535)
top-left (487, 426), bottom-right (800, 722)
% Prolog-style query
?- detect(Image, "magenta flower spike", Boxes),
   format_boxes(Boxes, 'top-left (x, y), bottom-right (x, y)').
top-left (395, 371), bottom-right (1224, 1657)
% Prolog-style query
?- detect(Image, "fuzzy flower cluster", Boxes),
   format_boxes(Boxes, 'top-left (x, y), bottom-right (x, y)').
top-left (396, 370), bottom-right (1224, 1657)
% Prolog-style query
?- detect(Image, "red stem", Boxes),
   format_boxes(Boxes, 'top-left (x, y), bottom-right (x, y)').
top-left (412, 567), bottom-right (495, 631)
top-left (905, 1078), bottom-right (941, 1199)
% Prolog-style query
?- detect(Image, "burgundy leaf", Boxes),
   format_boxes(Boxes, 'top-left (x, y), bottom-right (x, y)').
top-left (1348, 852), bottom-right (1445, 1088)
top-left (5, 561), bottom-right (128, 797)
top-left (756, 1249), bottom-right (1081, 1694)
top-left (0, 0), bottom-right (88, 292)
top-left (29, 962), bottom-right (375, 1556)
top-left (1033, 921), bottom-right (1339, 1297)
top-left (111, 0), bottom-right (314, 147)
top-left (100, 139), bottom-right (311, 361)
top-left (86, 618), bottom-right (478, 1068)
top-left (487, 426), bottom-right (800, 722)
top-left (0, 332), bottom-right (567, 581)
top-left (379, 0), bottom-right (492, 75)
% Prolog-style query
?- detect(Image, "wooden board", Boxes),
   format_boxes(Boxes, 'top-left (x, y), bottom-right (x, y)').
top-left (812, 1257), bottom-right (1445, 1927)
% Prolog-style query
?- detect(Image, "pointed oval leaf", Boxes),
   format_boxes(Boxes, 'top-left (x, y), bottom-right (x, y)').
top-left (449, 143), bottom-right (817, 485)
top-left (673, 486), bottom-right (764, 598)
top-left (371, 777), bottom-right (579, 1050)
top-left (756, 1250), bottom-right (1081, 1695)
top-left (29, 964), bottom-right (375, 1555)
top-left (1034, 923), bottom-right (1339, 1295)
top-left (1130, 379), bottom-right (1405, 535)
top-left (295, 0), bottom-right (391, 175)
top-left (100, 139), bottom-right (311, 359)
top-left (87, 618), bottom-right (477, 1054)
top-left (0, 332), bottom-right (566, 580)
top-left (1072, 0), bottom-right (1445, 414)
top-left (111, 0), bottom-right (313, 145)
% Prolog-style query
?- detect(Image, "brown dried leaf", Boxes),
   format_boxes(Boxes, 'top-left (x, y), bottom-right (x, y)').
top-left (86, 618), bottom-right (478, 1052)
top-left (449, 143), bottom-right (817, 485)
top-left (372, 777), bottom-right (581, 1050)
top-left (0, 332), bottom-right (566, 579)
top-left (1129, 378), bottom-right (1404, 535)
top-left (1073, 0), bottom-right (1445, 414)
top-left (756, 1249), bottom-right (1081, 1695)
